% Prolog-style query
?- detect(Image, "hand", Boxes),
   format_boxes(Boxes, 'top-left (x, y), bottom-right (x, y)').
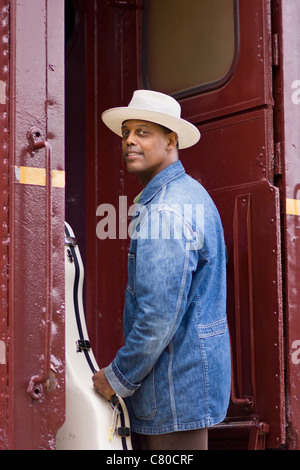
top-left (92, 368), bottom-right (115, 401)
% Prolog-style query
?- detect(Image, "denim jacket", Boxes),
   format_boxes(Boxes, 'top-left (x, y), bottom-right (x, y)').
top-left (105, 160), bottom-right (231, 435)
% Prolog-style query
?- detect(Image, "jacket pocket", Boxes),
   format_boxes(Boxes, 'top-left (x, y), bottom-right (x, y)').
top-left (197, 318), bottom-right (231, 417)
top-left (131, 369), bottom-right (157, 421)
top-left (197, 317), bottom-right (228, 338)
top-left (127, 253), bottom-right (136, 295)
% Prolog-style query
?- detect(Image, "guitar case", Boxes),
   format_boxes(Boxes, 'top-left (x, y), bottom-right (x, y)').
top-left (56, 222), bottom-right (132, 450)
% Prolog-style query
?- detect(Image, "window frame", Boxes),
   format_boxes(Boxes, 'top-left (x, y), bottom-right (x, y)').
top-left (140, 0), bottom-right (240, 100)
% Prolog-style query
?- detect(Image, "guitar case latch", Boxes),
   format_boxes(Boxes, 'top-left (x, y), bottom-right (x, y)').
top-left (117, 427), bottom-right (131, 438)
top-left (76, 339), bottom-right (91, 352)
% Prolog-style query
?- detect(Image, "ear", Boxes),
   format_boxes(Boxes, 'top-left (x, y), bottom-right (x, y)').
top-left (167, 132), bottom-right (178, 150)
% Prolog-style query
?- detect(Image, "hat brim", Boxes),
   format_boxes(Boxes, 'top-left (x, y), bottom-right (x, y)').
top-left (101, 107), bottom-right (201, 149)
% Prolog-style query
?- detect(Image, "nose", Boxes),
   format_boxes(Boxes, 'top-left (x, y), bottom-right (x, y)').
top-left (124, 130), bottom-right (138, 146)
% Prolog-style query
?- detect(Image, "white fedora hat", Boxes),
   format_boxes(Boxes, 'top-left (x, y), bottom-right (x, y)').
top-left (101, 90), bottom-right (200, 149)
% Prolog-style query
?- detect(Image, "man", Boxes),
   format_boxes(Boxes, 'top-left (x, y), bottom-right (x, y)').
top-left (92, 90), bottom-right (231, 450)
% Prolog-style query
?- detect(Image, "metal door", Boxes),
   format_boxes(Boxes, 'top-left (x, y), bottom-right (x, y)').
top-left (83, 0), bottom-right (285, 448)
top-left (4, 0), bottom-right (65, 449)
top-left (84, 0), bottom-right (142, 365)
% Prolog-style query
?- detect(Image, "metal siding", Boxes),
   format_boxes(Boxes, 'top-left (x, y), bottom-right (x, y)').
top-left (8, 0), bottom-right (65, 449)
top-left (279, 0), bottom-right (300, 449)
top-left (0, 0), bottom-right (9, 450)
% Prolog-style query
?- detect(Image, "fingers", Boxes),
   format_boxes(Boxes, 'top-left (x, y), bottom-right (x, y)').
top-left (92, 368), bottom-right (115, 400)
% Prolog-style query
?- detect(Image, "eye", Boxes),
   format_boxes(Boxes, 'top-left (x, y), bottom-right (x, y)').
top-left (138, 129), bottom-right (150, 136)
top-left (121, 130), bottom-right (130, 139)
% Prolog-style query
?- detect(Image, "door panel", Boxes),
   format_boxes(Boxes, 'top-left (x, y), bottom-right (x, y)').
top-left (210, 181), bottom-right (285, 448)
top-left (85, 0), bottom-right (141, 364)
top-left (8, 0), bottom-right (65, 449)
top-left (182, 108), bottom-right (274, 190)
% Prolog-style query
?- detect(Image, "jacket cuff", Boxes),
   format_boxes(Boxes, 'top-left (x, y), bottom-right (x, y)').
top-left (105, 360), bottom-right (140, 398)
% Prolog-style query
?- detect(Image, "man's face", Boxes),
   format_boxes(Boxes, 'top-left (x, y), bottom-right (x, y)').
top-left (121, 120), bottom-right (178, 187)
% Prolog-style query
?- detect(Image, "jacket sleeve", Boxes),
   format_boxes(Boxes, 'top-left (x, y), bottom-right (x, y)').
top-left (105, 209), bottom-right (200, 397)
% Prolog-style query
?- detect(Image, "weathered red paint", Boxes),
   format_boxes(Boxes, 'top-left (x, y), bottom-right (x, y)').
top-left (7, 0), bottom-right (65, 450)
top-left (274, 0), bottom-right (300, 449)
top-left (0, 0), bottom-right (9, 450)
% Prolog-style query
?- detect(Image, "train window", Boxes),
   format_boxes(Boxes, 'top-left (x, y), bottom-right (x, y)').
top-left (142, 0), bottom-right (239, 98)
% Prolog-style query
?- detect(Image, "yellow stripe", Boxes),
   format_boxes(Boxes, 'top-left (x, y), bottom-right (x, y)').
top-left (15, 166), bottom-right (65, 188)
top-left (52, 169), bottom-right (65, 188)
top-left (286, 198), bottom-right (300, 216)
top-left (19, 166), bottom-right (45, 186)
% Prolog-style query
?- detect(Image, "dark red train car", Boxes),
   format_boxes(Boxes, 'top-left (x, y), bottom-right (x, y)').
top-left (0, 0), bottom-right (299, 450)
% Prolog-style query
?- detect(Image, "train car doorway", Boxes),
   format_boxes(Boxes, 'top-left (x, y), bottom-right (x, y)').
top-left (65, 0), bottom-right (286, 449)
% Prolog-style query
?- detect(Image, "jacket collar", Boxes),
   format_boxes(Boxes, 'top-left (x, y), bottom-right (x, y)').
top-left (138, 160), bottom-right (185, 205)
